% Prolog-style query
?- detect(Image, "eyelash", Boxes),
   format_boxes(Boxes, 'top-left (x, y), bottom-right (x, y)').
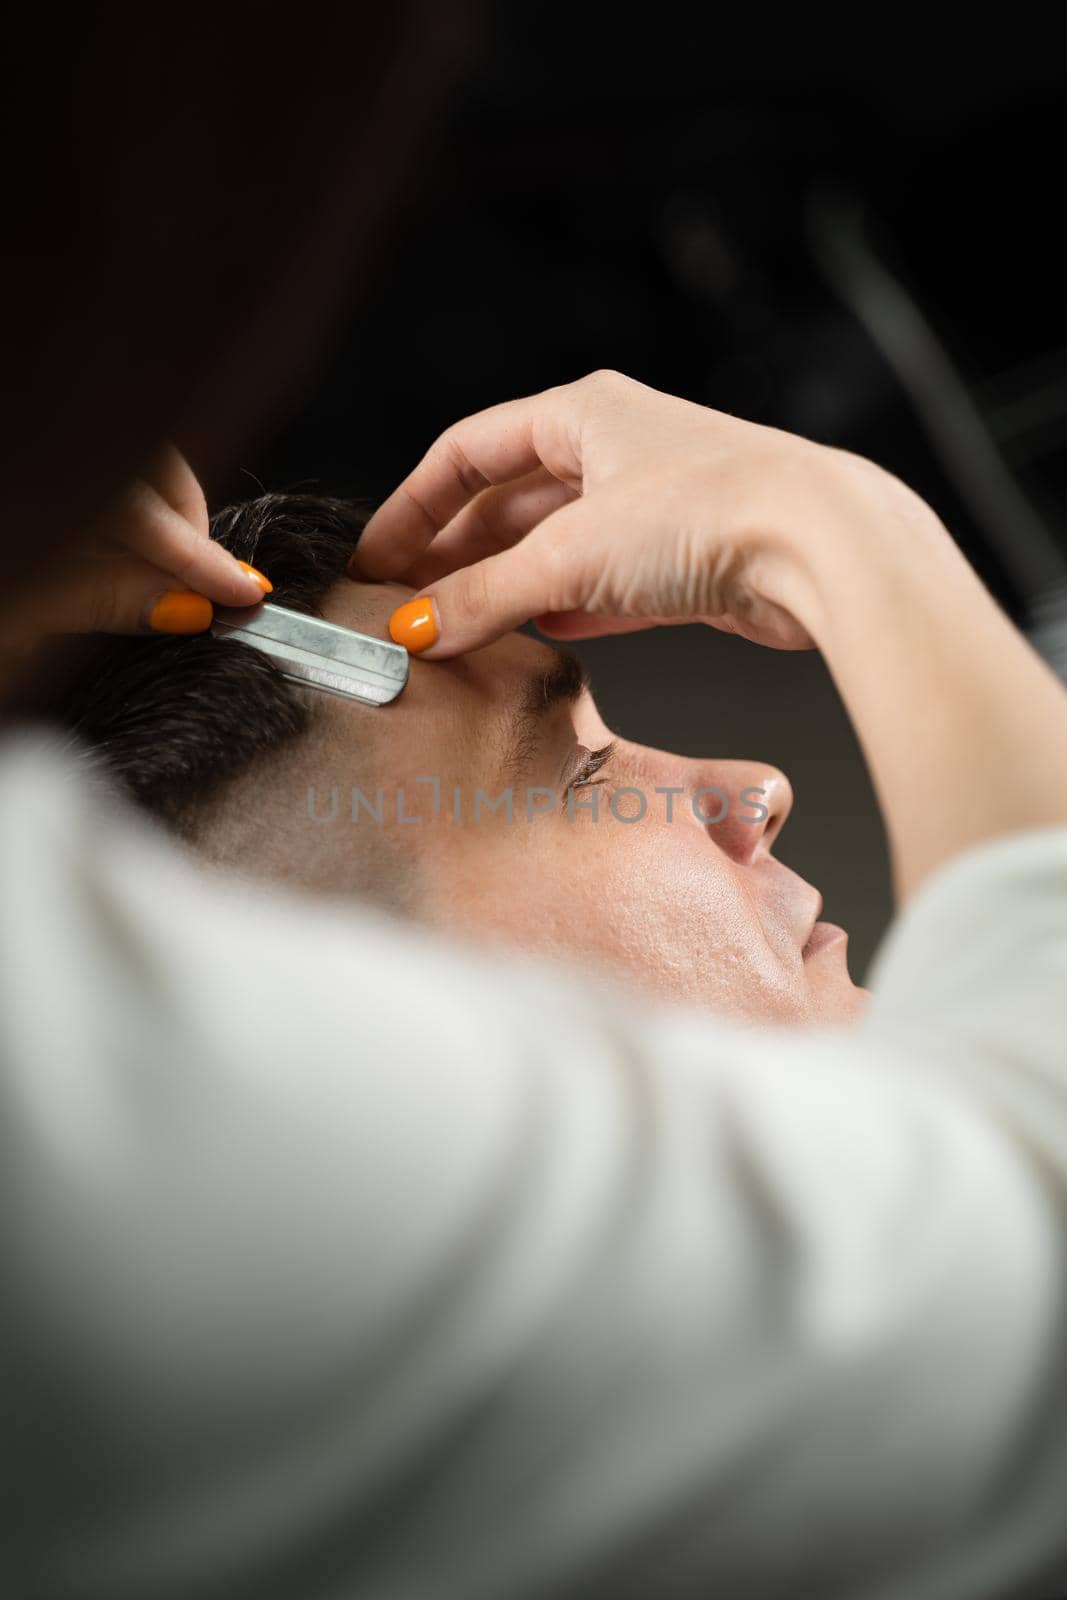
top-left (568, 741), bottom-right (618, 789)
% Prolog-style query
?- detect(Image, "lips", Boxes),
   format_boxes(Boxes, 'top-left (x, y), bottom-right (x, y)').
top-left (756, 865), bottom-right (845, 959)
top-left (802, 921), bottom-right (848, 959)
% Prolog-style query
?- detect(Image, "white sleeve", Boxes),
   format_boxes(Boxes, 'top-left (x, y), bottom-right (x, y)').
top-left (2, 731), bottom-right (1067, 1600)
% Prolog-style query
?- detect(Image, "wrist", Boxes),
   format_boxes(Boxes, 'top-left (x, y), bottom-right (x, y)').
top-left (779, 446), bottom-right (973, 647)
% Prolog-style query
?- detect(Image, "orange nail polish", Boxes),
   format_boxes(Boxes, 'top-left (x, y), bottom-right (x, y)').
top-left (237, 559), bottom-right (273, 593)
top-left (389, 596), bottom-right (438, 653)
top-left (147, 591), bottom-right (213, 634)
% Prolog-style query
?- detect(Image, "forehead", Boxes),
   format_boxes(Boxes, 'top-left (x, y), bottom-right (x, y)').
top-left (318, 577), bottom-right (569, 741)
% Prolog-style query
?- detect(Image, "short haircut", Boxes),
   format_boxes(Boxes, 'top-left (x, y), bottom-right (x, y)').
top-left (36, 493), bottom-right (369, 840)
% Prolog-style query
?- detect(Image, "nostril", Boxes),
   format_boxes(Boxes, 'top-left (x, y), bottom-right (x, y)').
top-left (754, 770), bottom-right (793, 844)
top-left (737, 784), bottom-right (773, 828)
top-left (693, 784), bottom-right (731, 826)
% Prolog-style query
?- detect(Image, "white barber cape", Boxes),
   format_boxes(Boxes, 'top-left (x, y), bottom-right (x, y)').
top-left (2, 728), bottom-right (1067, 1600)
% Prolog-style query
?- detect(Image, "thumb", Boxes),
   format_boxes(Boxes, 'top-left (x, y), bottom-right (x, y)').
top-left (386, 499), bottom-right (594, 660)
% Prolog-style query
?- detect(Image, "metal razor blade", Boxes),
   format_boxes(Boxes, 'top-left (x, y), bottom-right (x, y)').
top-left (210, 601), bottom-right (408, 706)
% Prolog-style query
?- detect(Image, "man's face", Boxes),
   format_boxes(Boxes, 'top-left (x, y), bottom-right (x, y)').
top-left (268, 580), bottom-right (865, 1024)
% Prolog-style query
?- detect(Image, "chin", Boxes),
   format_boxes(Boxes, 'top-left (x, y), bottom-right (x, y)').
top-left (808, 981), bottom-right (870, 1026)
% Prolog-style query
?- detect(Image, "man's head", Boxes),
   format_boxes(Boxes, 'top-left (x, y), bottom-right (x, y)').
top-left (44, 493), bottom-right (865, 1024)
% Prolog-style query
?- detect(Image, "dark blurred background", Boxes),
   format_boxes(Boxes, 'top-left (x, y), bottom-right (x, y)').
top-left (217, 14), bottom-right (1067, 980)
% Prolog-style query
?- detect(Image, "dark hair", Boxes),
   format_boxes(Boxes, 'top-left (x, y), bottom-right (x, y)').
top-left (37, 494), bottom-right (369, 837)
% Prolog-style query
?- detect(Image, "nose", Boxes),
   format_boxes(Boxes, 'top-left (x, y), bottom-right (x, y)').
top-left (689, 758), bottom-right (794, 865)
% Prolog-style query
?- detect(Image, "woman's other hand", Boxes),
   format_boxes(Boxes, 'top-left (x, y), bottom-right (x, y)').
top-left (6, 444), bottom-right (270, 646)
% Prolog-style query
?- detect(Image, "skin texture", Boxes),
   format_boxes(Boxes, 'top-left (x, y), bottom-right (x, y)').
top-left (201, 577), bottom-right (866, 1026)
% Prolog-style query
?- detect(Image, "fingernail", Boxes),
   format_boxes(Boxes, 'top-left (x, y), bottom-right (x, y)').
top-left (237, 560), bottom-right (273, 594)
top-left (389, 595), bottom-right (438, 653)
top-left (145, 591), bottom-right (213, 634)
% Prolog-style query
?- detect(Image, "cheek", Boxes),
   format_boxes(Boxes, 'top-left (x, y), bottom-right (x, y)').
top-left (417, 812), bottom-right (800, 1015)
top-left (606, 825), bottom-right (791, 999)
top-left (419, 820), bottom-right (610, 952)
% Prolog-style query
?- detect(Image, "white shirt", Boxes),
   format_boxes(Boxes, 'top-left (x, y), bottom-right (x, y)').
top-left (2, 728), bottom-right (1066, 1600)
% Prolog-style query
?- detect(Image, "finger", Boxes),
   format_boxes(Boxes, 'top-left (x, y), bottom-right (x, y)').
top-left (396, 468), bottom-right (578, 590)
top-left (355, 382), bottom-right (584, 580)
top-left (19, 553), bottom-right (219, 637)
top-left (143, 442), bottom-right (211, 537)
top-left (386, 496), bottom-right (599, 660)
top-left (109, 480), bottom-right (270, 606)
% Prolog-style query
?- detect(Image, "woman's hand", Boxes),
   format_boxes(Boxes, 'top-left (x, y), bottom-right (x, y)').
top-left (352, 369), bottom-right (873, 658)
top-left (354, 369), bottom-right (1067, 904)
top-left (5, 444), bottom-right (270, 647)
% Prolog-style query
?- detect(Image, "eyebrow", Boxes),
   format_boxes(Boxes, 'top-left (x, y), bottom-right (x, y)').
top-left (502, 651), bottom-right (590, 780)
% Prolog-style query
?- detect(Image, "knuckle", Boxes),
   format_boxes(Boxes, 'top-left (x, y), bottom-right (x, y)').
top-left (454, 559), bottom-right (493, 623)
top-left (439, 433), bottom-right (491, 500)
top-left (472, 557), bottom-right (498, 614)
top-left (468, 487), bottom-right (513, 552)
top-left (396, 482), bottom-right (440, 539)
top-left (169, 549), bottom-right (201, 588)
top-left (584, 367), bottom-right (629, 392)
top-left (535, 524), bottom-right (580, 610)
top-left (465, 488), bottom-right (495, 541)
